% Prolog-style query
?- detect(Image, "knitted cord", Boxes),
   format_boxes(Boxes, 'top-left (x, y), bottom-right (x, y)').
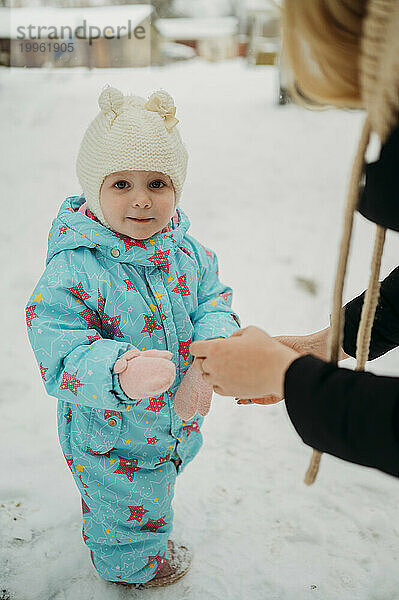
top-left (304, 117), bottom-right (371, 486)
top-left (305, 226), bottom-right (385, 485)
top-left (355, 225), bottom-right (386, 371)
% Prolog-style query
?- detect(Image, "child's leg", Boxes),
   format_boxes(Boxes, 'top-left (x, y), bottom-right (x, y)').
top-left (64, 448), bottom-right (178, 584)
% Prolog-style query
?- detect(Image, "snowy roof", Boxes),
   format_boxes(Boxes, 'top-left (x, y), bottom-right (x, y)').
top-left (0, 5), bottom-right (152, 39)
top-left (156, 17), bottom-right (238, 41)
top-left (172, 0), bottom-right (233, 18)
top-left (242, 0), bottom-right (281, 10)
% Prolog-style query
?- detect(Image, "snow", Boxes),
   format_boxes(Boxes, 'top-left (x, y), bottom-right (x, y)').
top-left (0, 5), bottom-right (152, 39)
top-left (2, 59), bottom-right (399, 600)
top-left (161, 41), bottom-right (197, 61)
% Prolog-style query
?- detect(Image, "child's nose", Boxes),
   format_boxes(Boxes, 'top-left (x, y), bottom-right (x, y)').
top-left (131, 190), bottom-right (152, 209)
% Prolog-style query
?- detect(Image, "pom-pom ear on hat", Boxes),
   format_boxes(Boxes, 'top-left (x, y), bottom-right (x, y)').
top-left (98, 86), bottom-right (124, 115)
top-left (145, 90), bottom-right (179, 131)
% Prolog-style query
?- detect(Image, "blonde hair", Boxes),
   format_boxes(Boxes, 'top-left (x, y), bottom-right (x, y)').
top-left (282, 0), bottom-right (368, 108)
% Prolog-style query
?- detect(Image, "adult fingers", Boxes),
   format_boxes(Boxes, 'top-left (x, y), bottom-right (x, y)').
top-left (236, 398), bottom-right (254, 405)
top-left (190, 339), bottom-right (214, 358)
top-left (213, 384), bottom-right (225, 395)
top-left (201, 371), bottom-right (216, 386)
top-left (193, 357), bottom-right (204, 373)
top-left (201, 357), bottom-right (214, 376)
top-left (230, 328), bottom-right (244, 338)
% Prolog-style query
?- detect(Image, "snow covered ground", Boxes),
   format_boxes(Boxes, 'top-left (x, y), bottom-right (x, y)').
top-left (1, 59), bottom-right (399, 600)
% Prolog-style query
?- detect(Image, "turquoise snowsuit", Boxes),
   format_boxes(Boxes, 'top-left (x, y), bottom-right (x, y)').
top-left (26, 195), bottom-right (240, 584)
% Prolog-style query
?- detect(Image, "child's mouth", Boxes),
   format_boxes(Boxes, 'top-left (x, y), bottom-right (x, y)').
top-left (128, 217), bottom-right (153, 223)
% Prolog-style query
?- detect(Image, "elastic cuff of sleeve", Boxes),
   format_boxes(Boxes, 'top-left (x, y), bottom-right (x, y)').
top-left (112, 371), bottom-right (132, 404)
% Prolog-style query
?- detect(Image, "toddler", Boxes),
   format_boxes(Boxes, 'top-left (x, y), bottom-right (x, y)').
top-left (25, 86), bottom-right (240, 587)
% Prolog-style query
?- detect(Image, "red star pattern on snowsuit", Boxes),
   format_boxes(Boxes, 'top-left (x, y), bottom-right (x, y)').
top-left (101, 313), bottom-right (123, 337)
top-left (172, 273), bottom-right (191, 296)
top-left (59, 370), bottom-right (83, 396)
top-left (96, 290), bottom-right (103, 314)
top-left (97, 291), bottom-right (123, 338)
top-left (82, 528), bottom-right (89, 542)
top-left (183, 421), bottom-right (200, 437)
top-left (159, 303), bottom-right (167, 321)
top-left (64, 455), bottom-right (73, 471)
top-left (104, 410), bottom-right (121, 420)
top-left (68, 282), bottom-right (90, 300)
top-left (113, 233), bottom-right (146, 251)
top-left (127, 505), bottom-right (149, 522)
top-left (114, 457), bottom-right (140, 482)
top-left (147, 551), bottom-right (169, 575)
top-left (180, 246), bottom-right (191, 257)
top-left (148, 246), bottom-right (171, 274)
top-left (64, 407), bottom-right (72, 424)
top-left (81, 499), bottom-right (90, 514)
top-left (80, 308), bottom-right (102, 330)
top-left (87, 332), bottom-right (101, 342)
top-left (179, 339), bottom-right (192, 360)
top-left (146, 395), bottom-right (167, 413)
top-left (218, 291), bottom-right (232, 302)
top-left (26, 305), bottom-right (38, 329)
top-left (85, 207), bottom-right (96, 219)
top-left (140, 516), bottom-right (167, 532)
top-left (165, 234), bottom-right (175, 243)
top-left (141, 314), bottom-right (162, 336)
top-left (86, 448), bottom-right (111, 457)
top-left (39, 362), bottom-right (48, 381)
top-left (124, 279), bottom-right (137, 291)
top-left (78, 474), bottom-right (91, 498)
top-left (147, 436), bottom-right (159, 445)
top-left (156, 455), bottom-right (170, 465)
top-left (59, 225), bottom-right (69, 235)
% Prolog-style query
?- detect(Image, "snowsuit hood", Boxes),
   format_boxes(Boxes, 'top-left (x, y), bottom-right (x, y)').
top-left (46, 195), bottom-right (191, 267)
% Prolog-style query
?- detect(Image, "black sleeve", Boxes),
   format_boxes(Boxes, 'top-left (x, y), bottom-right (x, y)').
top-left (343, 267), bottom-right (399, 359)
top-left (357, 123), bottom-right (399, 232)
top-left (284, 354), bottom-right (399, 478)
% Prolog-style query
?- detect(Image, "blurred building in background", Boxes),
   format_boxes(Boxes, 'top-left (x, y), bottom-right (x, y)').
top-left (0, 0), bottom-right (282, 69)
top-left (243, 0), bottom-right (279, 65)
top-left (157, 16), bottom-right (238, 62)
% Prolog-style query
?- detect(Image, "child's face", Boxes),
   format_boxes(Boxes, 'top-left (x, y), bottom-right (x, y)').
top-left (99, 170), bottom-right (176, 239)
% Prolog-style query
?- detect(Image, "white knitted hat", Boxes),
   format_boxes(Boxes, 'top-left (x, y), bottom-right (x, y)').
top-left (76, 85), bottom-right (188, 227)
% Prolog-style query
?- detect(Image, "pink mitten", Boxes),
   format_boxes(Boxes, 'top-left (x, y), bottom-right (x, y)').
top-left (113, 347), bottom-right (176, 399)
top-left (174, 363), bottom-right (213, 421)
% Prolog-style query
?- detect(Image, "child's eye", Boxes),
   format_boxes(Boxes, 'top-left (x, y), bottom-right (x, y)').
top-left (149, 180), bottom-right (165, 189)
top-left (114, 180), bottom-right (129, 190)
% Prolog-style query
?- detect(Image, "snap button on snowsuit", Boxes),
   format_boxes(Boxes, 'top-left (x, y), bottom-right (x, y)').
top-left (111, 248), bottom-right (120, 258)
top-left (108, 418), bottom-right (117, 427)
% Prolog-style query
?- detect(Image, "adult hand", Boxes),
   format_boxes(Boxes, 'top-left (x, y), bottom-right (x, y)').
top-left (190, 326), bottom-right (299, 398)
top-left (274, 327), bottom-right (350, 361)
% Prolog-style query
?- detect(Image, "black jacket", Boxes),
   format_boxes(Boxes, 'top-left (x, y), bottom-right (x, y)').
top-left (284, 123), bottom-right (399, 478)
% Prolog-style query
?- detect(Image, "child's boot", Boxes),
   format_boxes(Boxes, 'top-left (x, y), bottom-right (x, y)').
top-left (113, 540), bottom-right (191, 589)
